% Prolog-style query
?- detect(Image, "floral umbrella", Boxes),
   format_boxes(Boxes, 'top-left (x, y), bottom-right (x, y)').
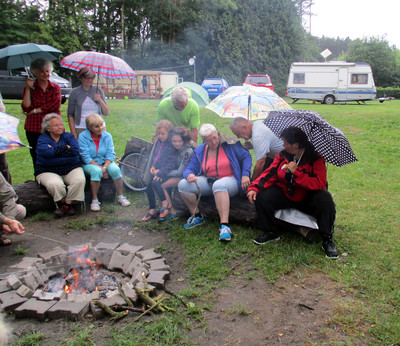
top-left (0, 112), bottom-right (30, 154)
top-left (205, 85), bottom-right (292, 121)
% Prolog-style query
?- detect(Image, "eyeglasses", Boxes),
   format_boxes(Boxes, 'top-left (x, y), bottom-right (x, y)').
top-left (50, 123), bottom-right (64, 128)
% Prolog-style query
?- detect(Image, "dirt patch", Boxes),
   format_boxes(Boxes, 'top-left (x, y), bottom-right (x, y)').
top-left (0, 207), bottom-right (354, 345)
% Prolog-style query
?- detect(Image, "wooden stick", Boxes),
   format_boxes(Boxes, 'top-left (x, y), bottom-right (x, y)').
top-left (134, 286), bottom-right (165, 312)
top-left (93, 300), bottom-right (129, 321)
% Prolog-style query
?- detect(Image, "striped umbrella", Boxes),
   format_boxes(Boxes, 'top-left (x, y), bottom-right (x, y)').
top-left (264, 110), bottom-right (357, 167)
top-left (0, 111), bottom-right (30, 154)
top-left (60, 51), bottom-right (135, 79)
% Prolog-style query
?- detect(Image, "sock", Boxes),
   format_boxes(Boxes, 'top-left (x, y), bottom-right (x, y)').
top-left (92, 199), bottom-right (98, 203)
top-left (221, 223), bottom-right (229, 228)
top-left (194, 212), bottom-right (202, 218)
top-left (117, 195), bottom-right (124, 199)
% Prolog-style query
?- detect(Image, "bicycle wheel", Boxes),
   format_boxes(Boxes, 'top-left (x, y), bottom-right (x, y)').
top-left (119, 152), bottom-right (148, 192)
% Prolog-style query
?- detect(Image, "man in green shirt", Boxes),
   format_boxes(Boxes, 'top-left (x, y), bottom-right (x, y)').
top-left (157, 87), bottom-right (200, 142)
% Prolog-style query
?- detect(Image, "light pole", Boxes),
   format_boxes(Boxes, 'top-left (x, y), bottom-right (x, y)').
top-left (189, 56), bottom-right (196, 83)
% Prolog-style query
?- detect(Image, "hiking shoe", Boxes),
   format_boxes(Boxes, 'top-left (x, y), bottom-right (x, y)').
top-left (159, 213), bottom-right (179, 223)
top-left (90, 201), bottom-right (101, 212)
top-left (322, 237), bottom-right (339, 258)
top-left (184, 215), bottom-right (205, 229)
top-left (253, 232), bottom-right (280, 245)
top-left (55, 204), bottom-right (69, 218)
top-left (66, 204), bottom-right (76, 216)
top-left (219, 225), bottom-right (232, 242)
top-left (118, 196), bottom-right (131, 207)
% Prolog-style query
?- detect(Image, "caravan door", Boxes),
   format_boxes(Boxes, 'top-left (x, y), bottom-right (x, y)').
top-left (337, 68), bottom-right (348, 101)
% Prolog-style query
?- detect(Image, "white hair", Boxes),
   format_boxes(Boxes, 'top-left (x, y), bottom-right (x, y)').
top-left (199, 123), bottom-right (217, 138)
top-left (171, 87), bottom-right (189, 107)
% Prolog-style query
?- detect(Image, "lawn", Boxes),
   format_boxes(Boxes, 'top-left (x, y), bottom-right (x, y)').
top-left (3, 98), bottom-right (400, 344)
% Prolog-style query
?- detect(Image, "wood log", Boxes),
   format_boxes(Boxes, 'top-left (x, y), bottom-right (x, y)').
top-left (13, 177), bottom-right (117, 216)
top-left (171, 191), bottom-right (321, 243)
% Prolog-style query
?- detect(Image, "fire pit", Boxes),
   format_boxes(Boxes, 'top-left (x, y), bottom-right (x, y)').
top-left (0, 242), bottom-right (170, 321)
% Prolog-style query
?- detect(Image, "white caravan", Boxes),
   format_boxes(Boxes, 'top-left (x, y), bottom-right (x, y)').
top-left (286, 61), bottom-right (377, 104)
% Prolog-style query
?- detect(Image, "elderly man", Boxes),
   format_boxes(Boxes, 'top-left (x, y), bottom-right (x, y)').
top-left (0, 172), bottom-right (25, 245)
top-left (230, 117), bottom-right (283, 181)
top-left (156, 87), bottom-right (200, 142)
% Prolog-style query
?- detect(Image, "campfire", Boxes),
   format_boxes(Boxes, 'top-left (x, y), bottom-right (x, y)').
top-left (0, 242), bottom-right (173, 321)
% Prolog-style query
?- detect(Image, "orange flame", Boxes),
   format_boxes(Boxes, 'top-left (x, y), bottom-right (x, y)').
top-left (75, 245), bottom-right (90, 255)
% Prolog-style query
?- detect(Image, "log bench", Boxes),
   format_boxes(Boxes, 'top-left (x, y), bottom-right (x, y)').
top-left (171, 192), bottom-right (321, 243)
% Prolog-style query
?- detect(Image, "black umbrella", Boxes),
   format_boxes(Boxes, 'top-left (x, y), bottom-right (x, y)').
top-left (263, 110), bottom-right (357, 167)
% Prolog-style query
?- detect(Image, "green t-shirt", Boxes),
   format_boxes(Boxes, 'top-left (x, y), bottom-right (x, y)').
top-left (156, 97), bottom-right (200, 129)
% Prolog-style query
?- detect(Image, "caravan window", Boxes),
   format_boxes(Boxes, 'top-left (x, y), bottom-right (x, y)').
top-left (351, 74), bottom-right (368, 84)
top-left (293, 73), bottom-right (305, 84)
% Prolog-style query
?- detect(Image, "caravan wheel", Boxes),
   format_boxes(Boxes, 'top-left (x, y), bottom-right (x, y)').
top-left (323, 95), bottom-right (335, 105)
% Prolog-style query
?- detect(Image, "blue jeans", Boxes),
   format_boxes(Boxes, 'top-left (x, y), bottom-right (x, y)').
top-left (178, 176), bottom-right (239, 197)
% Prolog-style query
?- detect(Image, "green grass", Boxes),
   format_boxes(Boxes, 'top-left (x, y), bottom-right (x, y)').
top-left (4, 98), bottom-right (400, 344)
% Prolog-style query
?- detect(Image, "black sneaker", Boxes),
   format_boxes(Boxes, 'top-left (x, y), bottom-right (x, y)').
top-left (66, 204), bottom-right (76, 216)
top-left (322, 237), bottom-right (339, 258)
top-left (254, 232), bottom-right (280, 245)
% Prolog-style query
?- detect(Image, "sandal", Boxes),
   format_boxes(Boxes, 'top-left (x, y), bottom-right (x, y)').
top-left (142, 212), bottom-right (157, 222)
top-left (159, 213), bottom-right (179, 223)
top-left (0, 237), bottom-right (12, 246)
top-left (158, 207), bottom-right (170, 218)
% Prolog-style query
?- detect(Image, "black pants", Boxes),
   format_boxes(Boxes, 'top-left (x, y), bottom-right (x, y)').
top-left (254, 185), bottom-right (336, 236)
top-left (146, 178), bottom-right (166, 209)
top-left (25, 131), bottom-right (41, 169)
top-left (0, 154), bottom-right (11, 184)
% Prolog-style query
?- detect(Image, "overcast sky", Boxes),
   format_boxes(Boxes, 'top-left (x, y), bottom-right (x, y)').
top-left (304, 0), bottom-right (400, 49)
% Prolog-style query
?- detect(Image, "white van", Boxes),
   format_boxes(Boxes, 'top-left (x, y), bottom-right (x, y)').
top-left (286, 61), bottom-right (377, 104)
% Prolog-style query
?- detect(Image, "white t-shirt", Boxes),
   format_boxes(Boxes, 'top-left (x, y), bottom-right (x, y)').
top-left (252, 120), bottom-right (283, 160)
top-left (77, 97), bottom-right (100, 129)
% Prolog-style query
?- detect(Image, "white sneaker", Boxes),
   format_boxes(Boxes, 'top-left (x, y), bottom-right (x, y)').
top-left (118, 196), bottom-right (131, 207)
top-left (90, 201), bottom-right (101, 212)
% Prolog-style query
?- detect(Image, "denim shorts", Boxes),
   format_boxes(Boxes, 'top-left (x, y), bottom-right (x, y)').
top-left (178, 176), bottom-right (239, 197)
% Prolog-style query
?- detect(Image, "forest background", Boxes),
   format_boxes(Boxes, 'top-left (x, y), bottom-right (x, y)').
top-left (1, 0), bottom-right (400, 95)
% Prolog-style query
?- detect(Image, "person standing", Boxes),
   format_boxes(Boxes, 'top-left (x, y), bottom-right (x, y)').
top-left (67, 67), bottom-right (109, 140)
top-left (141, 76), bottom-right (148, 93)
top-left (157, 87), bottom-right (200, 143)
top-left (230, 117), bottom-right (283, 181)
top-left (21, 58), bottom-right (61, 169)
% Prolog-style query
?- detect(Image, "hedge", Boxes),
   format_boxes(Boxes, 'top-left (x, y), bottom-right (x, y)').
top-left (376, 87), bottom-right (400, 99)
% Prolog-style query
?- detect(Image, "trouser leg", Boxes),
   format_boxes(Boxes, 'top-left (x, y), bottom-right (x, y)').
top-left (146, 181), bottom-right (157, 209)
top-left (298, 190), bottom-right (336, 236)
top-left (254, 185), bottom-right (292, 234)
top-left (151, 179), bottom-right (166, 202)
top-left (25, 131), bottom-right (41, 169)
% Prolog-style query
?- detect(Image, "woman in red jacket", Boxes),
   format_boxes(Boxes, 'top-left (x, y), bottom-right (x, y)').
top-left (247, 126), bottom-right (338, 258)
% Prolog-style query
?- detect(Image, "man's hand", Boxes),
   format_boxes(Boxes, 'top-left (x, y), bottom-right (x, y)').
top-left (186, 173), bottom-right (197, 183)
top-left (247, 190), bottom-right (257, 204)
top-left (2, 218), bottom-right (25, 235)
top-left (241, 176), bottom-right (250, 191)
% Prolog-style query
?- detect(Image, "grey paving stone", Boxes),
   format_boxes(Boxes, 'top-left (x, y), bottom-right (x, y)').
top-left (38, 247), bottom-right (68, 261)
top-left (7, 273), bottom-right (22, 290)
top-left (108, 251), bottom-right (134, 273)
top-left (16, 285), bottom-right (34, 298)
top-left (120, 281), bottom-right (137, 302)
top-left (146, 270), bottom-right (170, 289)
top-left (33, 289), bottom-right (66, 301)
top-left (94, 242), bottom-right (120, 251)
top-left (89, 301), bottom-right (104, 319)
top-left (147, 258), bottom-right (171, 271)
top-left (124, 256), bottom-right (143, 276)
top-left (67, 291), bottom-right (100, 303)
top-left (14, 298), bottom-right (57, 321)
top-left (129, 264), bottom-right (149, 286)
top-left (47, 300), bottom-right (90, 321)
top-left (0, 291), bottom-right (28, 311)
top-left (98, 294), bottom-right (126, 308)
top-left (0, 280), bottom-right (11, 293)
top-left (115, 243), bottom-right (143, 255)
top-left (136, 248), bottom-right (162, 262)
top-left (9, 257), bottom-right (43, 270)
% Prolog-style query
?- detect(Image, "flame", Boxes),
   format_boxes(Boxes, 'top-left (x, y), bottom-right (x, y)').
top-left (76, 257), bottom-right (83, 265)
top-left (75, 245), bottom-right (90, 255)
top-left (64, 285), bottom-right (73, 294)
top-left (84, 258), bottom-right (96, 267)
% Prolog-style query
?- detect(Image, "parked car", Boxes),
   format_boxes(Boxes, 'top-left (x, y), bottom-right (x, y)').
top-left (201, 78), bottom-right (229, 99)
top-left (0, 68), bottom-right (72, 103)
top-left (243, 74), bottom-right (274, 91)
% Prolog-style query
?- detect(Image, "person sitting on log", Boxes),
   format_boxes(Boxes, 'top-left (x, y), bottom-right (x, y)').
top-left (178, 123), bottom-right (252, 242)
top-left (0, 172), bottom-right (25, 245)
top-left (159, 127), bottom-right (194, 223)
top-left (142, 120), bottom-right (178, 222)
top-left (79, 113), bottom-right (131, 212)
top-left (35, 113), bottom-right (86, 217)
top-left (246, 126), bottom-right (339, 258)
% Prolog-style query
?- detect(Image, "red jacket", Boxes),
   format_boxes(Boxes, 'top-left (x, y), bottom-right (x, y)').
top-left (248, 151), bottom-right (327, 202)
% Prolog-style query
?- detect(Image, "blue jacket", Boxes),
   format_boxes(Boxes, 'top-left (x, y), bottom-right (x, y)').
top-left (150, 138), bottom-right (178, 179)
top-left (79, 129), bottom-right (115, 165)
top-left (183, 141), bottom-right (252, 193)
top-left (35, 131), bottom-right (81, 176)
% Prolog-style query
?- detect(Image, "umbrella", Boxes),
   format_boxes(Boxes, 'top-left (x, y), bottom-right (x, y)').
top-left (205, 85), bottom-right (292, 120)
top-left (161, 82), bottom-right (210, 107)
top-left (264, 110), bottom-right (357, 167)
top-left (0, 112), bottom-right (30, 154)
top-left (60, 51), bottom-right (135, 79)
top-left (0, 43), bottom-right (62, 70)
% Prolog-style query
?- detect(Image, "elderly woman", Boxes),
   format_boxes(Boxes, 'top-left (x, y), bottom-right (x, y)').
top-left (178, 124), bottom-right (252, 242)
top-left (21, 58), bottom-right (61, 168)
top-left (247, 126), bottom-right (338, 258)
top-left (79, 113), bottom-right (130, 212)
top-left (35, 113), bottom-right (85, 217)
top-left (68, 67), bottom-right (109, 140)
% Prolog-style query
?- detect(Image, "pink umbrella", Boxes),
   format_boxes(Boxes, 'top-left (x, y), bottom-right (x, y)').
top-left (60, 51), bottom-right (135, 79)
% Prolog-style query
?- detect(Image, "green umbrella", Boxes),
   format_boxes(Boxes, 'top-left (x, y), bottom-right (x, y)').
top-left (161, 81), bottom-right (210, 107)
top-left (0, 43), bottom-right (62, 70)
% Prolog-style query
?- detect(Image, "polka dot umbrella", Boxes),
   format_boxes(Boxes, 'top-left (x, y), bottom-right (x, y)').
top-left (263, 110), bottom-right (357, 167)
